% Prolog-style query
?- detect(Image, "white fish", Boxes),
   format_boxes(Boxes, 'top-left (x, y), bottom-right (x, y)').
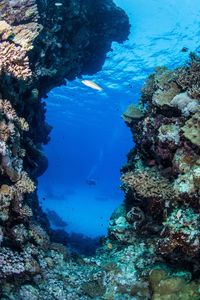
top-left (176, 209), bottom-right (182, 220)
top-left (81, 80), bottom-right (103, 92)
top-left (55, 2), bottom-right (63, 7)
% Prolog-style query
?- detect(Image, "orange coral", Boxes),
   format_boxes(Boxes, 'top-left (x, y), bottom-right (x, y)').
top-left (0, 41), bottom-right (32, 80)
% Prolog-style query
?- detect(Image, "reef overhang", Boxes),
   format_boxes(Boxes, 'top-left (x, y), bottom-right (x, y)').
top-left (0, 0), bottom-right (130, 292)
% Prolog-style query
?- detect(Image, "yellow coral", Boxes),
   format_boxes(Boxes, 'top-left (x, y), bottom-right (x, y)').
top-left (182, 112), bottom-right (200, 147)
top-left (12, 22), bottom-right (42, 51)
top-left (15, 172), bottom-right (35, 194)
top-left (0, 20), bottom-right (13, 39)
top-left (17, 118), bottom-right (29, 131)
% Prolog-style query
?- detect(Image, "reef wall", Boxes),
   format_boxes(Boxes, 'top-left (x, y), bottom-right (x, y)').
top-left (107, 55), bottom-right (200, 298)
top-left (1, 0), bottom-right (200, 298)
top-left (0, 0), bottom-right (130, 295)
top-left (118, 58), bottom-right (200, 271)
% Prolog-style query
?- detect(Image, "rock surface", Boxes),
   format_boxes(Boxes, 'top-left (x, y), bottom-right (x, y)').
top-left (0, 0), bottom-right (130, 296)
top-left (0, 0), bottom-right (200, 298)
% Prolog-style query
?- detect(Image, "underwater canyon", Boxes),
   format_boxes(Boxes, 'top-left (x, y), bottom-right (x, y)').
top-left (0, 0), bottom-right (200, 299)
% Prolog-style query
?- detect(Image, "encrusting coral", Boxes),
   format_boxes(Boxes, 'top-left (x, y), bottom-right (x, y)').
top-left (182, 111), bottom-right (200, 147)
top-left (0, 0), bottom-right (131, 298)
top-left (1, 0), bottom-right (200, 298)
top-left (115, 54), bottom-right (200, 284)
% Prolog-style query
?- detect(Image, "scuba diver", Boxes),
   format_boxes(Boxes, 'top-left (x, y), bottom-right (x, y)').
top-left (86, 179), bottom-right (97, 186)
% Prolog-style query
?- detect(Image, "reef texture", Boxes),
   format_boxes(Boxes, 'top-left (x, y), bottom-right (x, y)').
top-left (106, 55), bottom-right (200, 298)
top-left (1, 0), bottom-right (200, 298)
top-left (0, 0), bottom-right (130, 297)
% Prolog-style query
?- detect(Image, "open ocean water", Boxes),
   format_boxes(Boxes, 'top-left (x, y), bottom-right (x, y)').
top-left (38, 0), bottom-right (200, 238)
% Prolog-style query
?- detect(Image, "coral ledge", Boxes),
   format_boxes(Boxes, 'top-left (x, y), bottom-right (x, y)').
top-left (0, 0), bottom-right (200, 299)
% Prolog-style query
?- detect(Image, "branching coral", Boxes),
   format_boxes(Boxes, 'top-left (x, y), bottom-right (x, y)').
top-left (0, 99), bottom-right (17, 121)
top-left (0, 20), bottom-right (12, 40)
top-left (0, 0), bottom-right (39, 25)
top-left (14, 171), bottom-right (35, 194)
top-left (12, 22), bottom-right (42, 51)
top-left (0, 41), bottom-right (32, 79)
top-left (0, 100), bottom-right (31, 182)
top-left (121, 169), bottom-right (174, 202)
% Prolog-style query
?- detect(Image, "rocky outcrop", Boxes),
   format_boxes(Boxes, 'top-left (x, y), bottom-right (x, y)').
top-left (1, 0), bottom-right (200, 298)
top-left (0, 0), bottom-right (130, 294)
top-left (108, 55), bottom-right (200, 298)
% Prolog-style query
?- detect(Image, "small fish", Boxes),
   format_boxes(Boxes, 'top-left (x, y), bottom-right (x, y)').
top-left (107, 243), bottom-right (113, 250)
top-left (129, 83), bottom-right (134, 89)
top-left (181, 47), bottom-right (188, 53)
top-left (81, 80), bottom-right (103, 91)
top-left (176, 209), bottom-right (182, 220)
top-left (55, 2), bottom-right (63, 7)
top-left (86, 179), bottom-right (96, 186)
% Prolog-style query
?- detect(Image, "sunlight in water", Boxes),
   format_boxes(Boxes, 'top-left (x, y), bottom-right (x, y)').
top-left (39, 0), bottom-right (200, 237)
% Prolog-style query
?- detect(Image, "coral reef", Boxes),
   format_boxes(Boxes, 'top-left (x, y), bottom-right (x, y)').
top-left (117, 55), bottom-right (200, 281)
top-left (1, 0), bottom-right (200, 298)
top-left (149, 268), bottom-right (200, 300)
top-left (0, 0), bottom-right (130, 297)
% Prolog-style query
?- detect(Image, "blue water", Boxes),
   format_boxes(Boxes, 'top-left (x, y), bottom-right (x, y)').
top-left (38, 0), bottom-right (200, 238)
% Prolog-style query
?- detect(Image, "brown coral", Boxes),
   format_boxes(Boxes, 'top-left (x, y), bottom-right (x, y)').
top-left (122, 104), bottom-right (144, 124)
top-left (149, 269), bottom-right (200, 300)
top-left (13, 22), bottom-right (42, 51)
top-left (182, 111), bottom-right (200, 147)
top-left (157, 208), bottom-right (200, 260)
top-left (0, 184), bottom-right (14, 221)
top-left (0, 0), bottom-right (39, 25)
top-left (121, 169), bottom-right (174, 202)
top-left (0, 99), bottom-right (17, 121)
top-left (176, 55), bottom-right (200, 99)
top-left (120, 57), bottom-right (200, 273)
top-left (0, 41), bottom-right (32, 79)
top-left (14, 171), bottom-right (35, 194)
top-left (0, 20), bottom-right (12, 39)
